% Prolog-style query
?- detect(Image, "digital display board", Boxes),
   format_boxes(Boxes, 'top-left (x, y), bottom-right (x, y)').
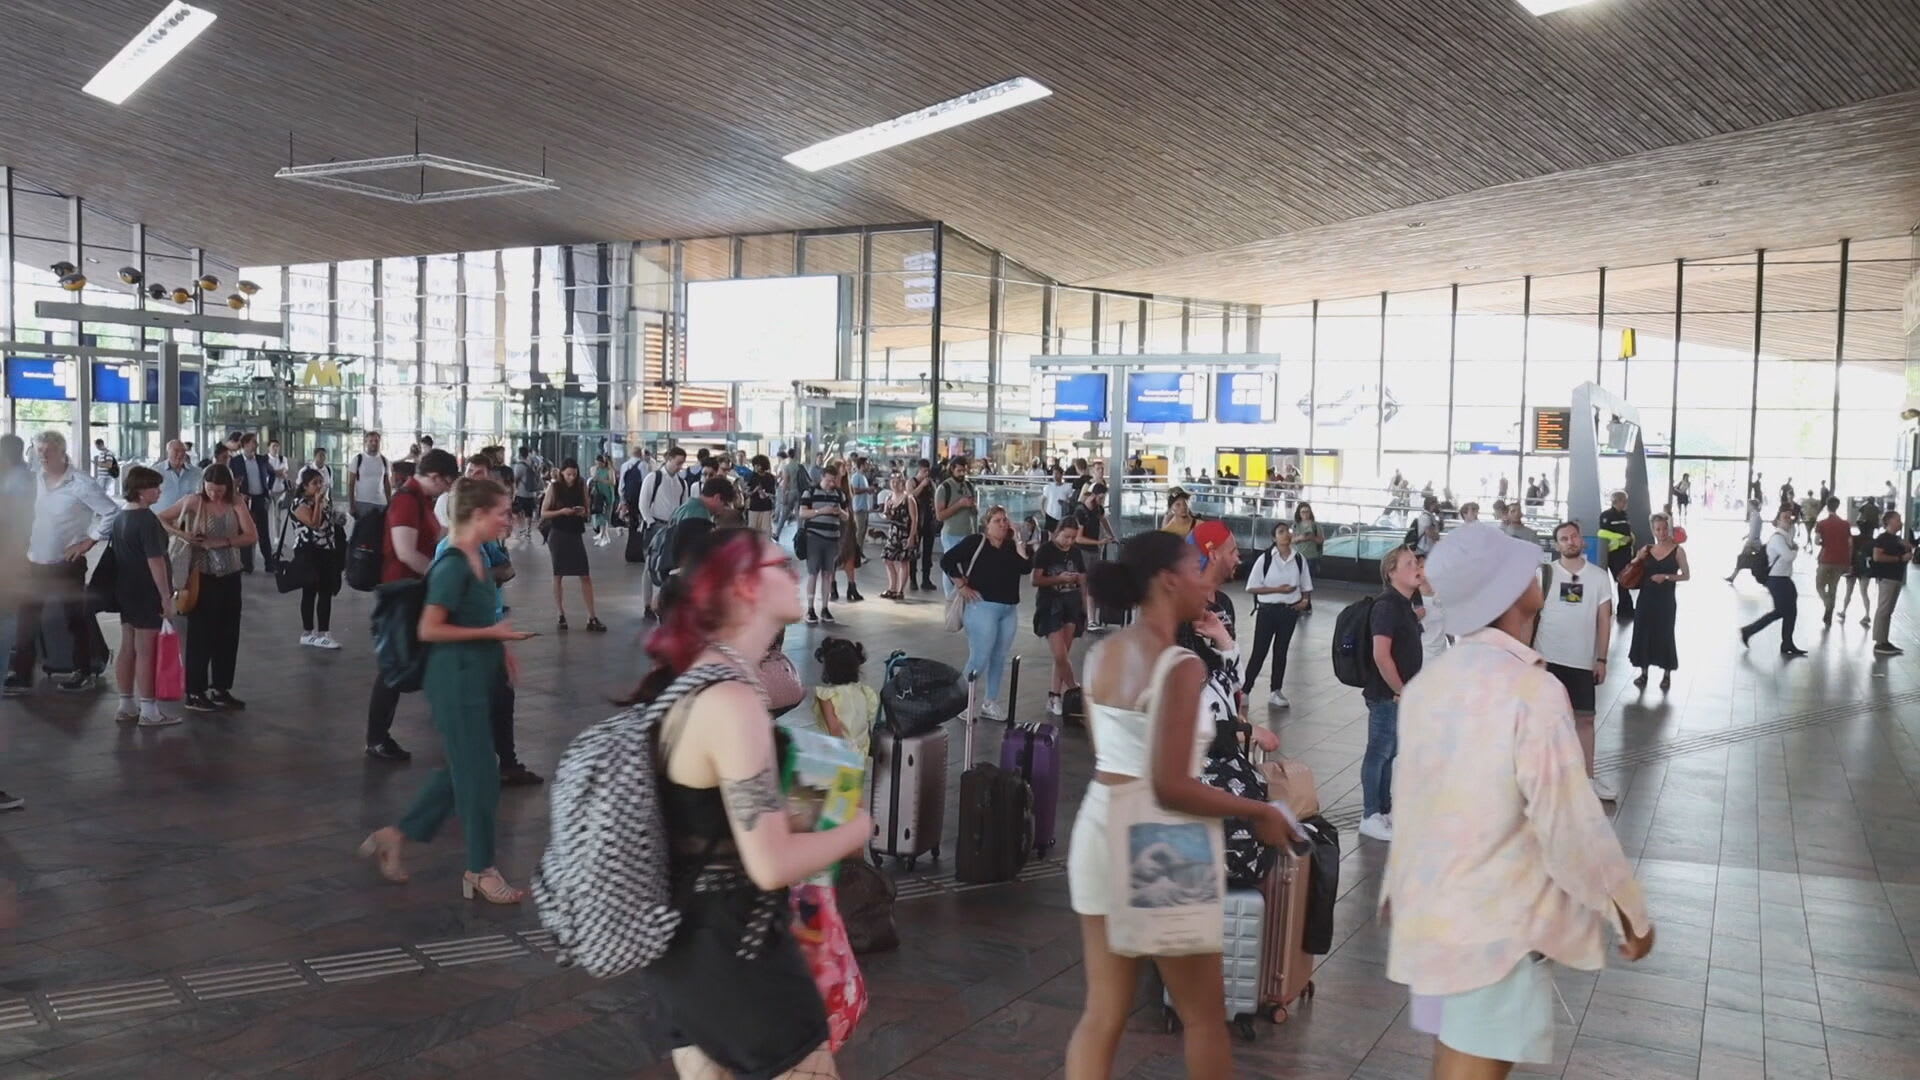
top-left (5, 358), bottom-right (70, 400)
top-left (1214, 371), bottom-right (1276, 424)
top-left (1127, 371), bottom-right (1207, 424)
top-left (1031, 372), bottom-right (1108, 422)
top-left (685, 276), bottom-right (843, 382)
top-left (1532, 406), bottom-right (1571, 452)
top-left (91, 363), bottom-right (203, 406)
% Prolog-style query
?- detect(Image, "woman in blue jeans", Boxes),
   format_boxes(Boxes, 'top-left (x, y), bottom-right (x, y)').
top-left (943, 506), bottom-right (1030, 720)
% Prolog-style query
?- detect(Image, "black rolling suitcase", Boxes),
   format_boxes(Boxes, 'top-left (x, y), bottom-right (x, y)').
top-left (954, 659), bottom-right (1034, 886)
top-left (40, 612), bottom-right (110, 677)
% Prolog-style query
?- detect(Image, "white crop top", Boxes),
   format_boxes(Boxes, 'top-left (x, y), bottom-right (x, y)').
top-left (1086, 646), bottom-right (1213, 780)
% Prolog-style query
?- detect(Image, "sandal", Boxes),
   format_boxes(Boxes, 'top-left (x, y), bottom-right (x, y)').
top-left (1660, 673), bottom-right (1671, 691)
top-left (462, 868), bottom-right (528, 905)
top-left (357, 829), bottom-right (410, 883)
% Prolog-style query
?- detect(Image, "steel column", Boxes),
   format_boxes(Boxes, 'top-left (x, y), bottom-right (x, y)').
top-left (1669, 259), bottom-right (1683, 502)
top-left (1444, 284), bottom-right (1458, 489)
top-left (70, 197), bottom-right (89, 457)
top-left (928, 227), bottom-right (944, 458)
top-left (1746, 250), bottom-right (1765, 499)
top-left (1829, 239), bottom-right (1849, 494)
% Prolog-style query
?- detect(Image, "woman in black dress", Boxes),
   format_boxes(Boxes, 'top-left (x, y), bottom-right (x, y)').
top-left (1031, 516), bottom-right (1089, 719)
top-left (1629, 512), bottom-right (1690, 691)
top-left (541, 459), bottom-right (605, 632)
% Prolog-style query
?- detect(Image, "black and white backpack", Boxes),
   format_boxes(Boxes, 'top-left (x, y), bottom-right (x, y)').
top-left (533, 665), bottom-right (742, 978)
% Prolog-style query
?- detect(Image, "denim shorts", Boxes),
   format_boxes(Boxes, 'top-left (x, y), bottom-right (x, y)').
top-left (1408, 953), bottom-right (1557, 1065)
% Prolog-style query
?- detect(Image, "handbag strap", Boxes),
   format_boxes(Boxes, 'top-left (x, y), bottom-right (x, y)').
top-left (962, 533), bottom-right (986, 579)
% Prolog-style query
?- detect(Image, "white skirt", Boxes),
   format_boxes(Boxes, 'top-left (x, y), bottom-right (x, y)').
top-left (1067, 782), bottom-right (1113, 916)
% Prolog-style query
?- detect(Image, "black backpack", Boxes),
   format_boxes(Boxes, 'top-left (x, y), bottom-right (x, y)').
top-left (371, 549), bottom-right (471, 693)
top-left (1202, 722), bottom-right (1277, 889)
top-left (648, 516), bottom-right (714, 588)
top-left (344, 506), bottom-right (387, 592)
top-left (1331, 596), bottom-right (1380, 688)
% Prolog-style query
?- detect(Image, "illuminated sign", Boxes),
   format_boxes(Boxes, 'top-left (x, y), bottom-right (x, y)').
top-left (1532, 406), bottom-right (1571, 453)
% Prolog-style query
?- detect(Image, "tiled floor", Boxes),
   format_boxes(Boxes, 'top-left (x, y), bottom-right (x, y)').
top-left (0, 526), bottom-right (1916, 1079)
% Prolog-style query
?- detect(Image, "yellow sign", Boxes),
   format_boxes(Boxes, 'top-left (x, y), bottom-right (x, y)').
top-left (300, 358), bottom-right (342, 387)
top-left (1618, 328), bottom-right (1637, 360)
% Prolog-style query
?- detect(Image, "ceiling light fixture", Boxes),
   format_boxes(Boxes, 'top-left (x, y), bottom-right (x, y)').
top-left (82, 2), bottom-right (218, 105)
top-left (1516, 0), bottom-right (1600, 15)
top-left (784, 77), bottom-right (1053, 172)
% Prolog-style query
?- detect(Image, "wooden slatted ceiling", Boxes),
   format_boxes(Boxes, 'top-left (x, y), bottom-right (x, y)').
top-left (0, 0), bottom-right (1916, 304)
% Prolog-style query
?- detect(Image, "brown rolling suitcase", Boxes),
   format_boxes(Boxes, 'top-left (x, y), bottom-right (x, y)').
top-left (1258, 845), bottom-right (1316, 1022)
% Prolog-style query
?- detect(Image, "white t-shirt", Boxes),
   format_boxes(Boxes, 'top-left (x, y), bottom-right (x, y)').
top-left (1247, 546), bottom-right (1313, 606)
top-left (1041, 482), bottom-right (1075, 522)
top-left (1414, 509), bottom-right (1438, 553)
top-left (351, 451), bottom-right (388, 507)
top-left (1417, 592), bottom-right (1449, 658)
top-left (1765, 530), bottom-right (1798, 577)
top-left (1533, 558), bottom-right (1608, 669)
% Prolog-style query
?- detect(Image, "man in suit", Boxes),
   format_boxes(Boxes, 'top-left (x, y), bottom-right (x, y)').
top-left (232, 432), bottom-right (279, 573)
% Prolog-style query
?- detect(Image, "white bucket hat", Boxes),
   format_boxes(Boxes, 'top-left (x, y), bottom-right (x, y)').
top-left (1423, 523), bottom-right (1544, 636)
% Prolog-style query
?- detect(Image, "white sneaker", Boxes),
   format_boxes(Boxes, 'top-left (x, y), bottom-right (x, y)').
top-left (313, 634), bottom-right (341, 650)
top-left (137, 712), bottom-right (183, 728)
top-left (1267, 691), bottom-right (1290, 709)
top-left (1358, 813), bottom-right (1394, 842)
top-left (978, 700), bottom-right (1004, 721)
top-left (1591, 775), bottom-right (1618, 802)
top-left (299, 632), bottom-right (316, 647)
top-left (1047, 694), bottom-right (1062, 716)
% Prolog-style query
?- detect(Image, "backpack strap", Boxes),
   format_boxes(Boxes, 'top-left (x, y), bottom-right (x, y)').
top-left (653, 664), bottom-right (749, 753)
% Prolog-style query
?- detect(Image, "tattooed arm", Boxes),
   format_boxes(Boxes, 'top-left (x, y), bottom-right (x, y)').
top-left (696, 682), bottom-right (872, 890)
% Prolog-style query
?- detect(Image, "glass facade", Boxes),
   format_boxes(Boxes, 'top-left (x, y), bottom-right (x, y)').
top-left (5, 171), bottom-right (1886, 511)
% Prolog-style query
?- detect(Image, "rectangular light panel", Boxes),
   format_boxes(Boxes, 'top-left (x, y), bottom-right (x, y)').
top-left (1517, 0), bottom-right (1600, 14)
top-left (83, 3), bottom-right (217, 105)
top-left (784, 77), bottom-right (1052, 171)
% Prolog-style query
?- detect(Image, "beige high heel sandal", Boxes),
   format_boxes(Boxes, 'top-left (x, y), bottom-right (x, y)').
top-left (357, 830), bottom-right (409, 883)
top-left (461, 869), bottom-right (528, 905)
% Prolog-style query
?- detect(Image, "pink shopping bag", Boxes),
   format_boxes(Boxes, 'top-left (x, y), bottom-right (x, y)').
top-left (789, 882), bottom-right (868, 1052)
top-left (155, 622), bottom-right (185, 702)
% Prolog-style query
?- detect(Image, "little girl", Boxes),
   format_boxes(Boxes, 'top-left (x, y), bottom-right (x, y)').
top-left (808, 637), bottom-right (877, 758)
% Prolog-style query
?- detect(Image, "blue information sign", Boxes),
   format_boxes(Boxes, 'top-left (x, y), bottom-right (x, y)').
top-left (1214, 371), bottom-right (1276, 424)
top-left (5, 359), bottom-right (71, 400)
top-left (1031, 372), bottom-right (1108, 422)
top-left (1127, 372), bottom-right (1207, 424)
top-left (88, 362), bottom-right (202, 406)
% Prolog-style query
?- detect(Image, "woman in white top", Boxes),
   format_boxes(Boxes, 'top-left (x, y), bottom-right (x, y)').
top-left (1241, 521), bottom-right (1313, 708)
top-left (1740, 508), bottom-right (1807, 657)
top-left (1068, 530), bottom-right (1294, 1080)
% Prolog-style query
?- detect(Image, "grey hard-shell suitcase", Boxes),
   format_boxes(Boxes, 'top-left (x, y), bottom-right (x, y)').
top-left (1164, 888), bottom-right (1267, 1040)
top-left (869, 725), bottom-right (948, 871)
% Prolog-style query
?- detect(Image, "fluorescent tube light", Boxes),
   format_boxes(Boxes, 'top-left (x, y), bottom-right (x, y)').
top-left (1517, 0), bottom-right (1600, 14)
top-left (784, 77), bottom-right (1052, 171)
top-left (83, 3), bottom-right (217, 105)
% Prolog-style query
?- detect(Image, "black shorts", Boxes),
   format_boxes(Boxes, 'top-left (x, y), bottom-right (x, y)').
top-left (1546, 662), bottom-right (1596, 713)
top-left (512, 495), bottom-right (540, 518)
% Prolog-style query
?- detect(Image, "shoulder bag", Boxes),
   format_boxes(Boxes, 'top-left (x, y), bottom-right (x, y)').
top-left (274, 510), bottom-right (318, 594)
top-left (171, 504), bottom-right (202, 615)
top-left (942, 535), bottom-right (986, 633)
top-left (1104, 646), bottom-right (1226, 958)
top-left (1616, 548), bottom-right (1648, 590)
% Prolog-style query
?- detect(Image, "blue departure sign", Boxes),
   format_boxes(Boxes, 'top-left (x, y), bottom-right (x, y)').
top-left (1031, 372), bottom-right (1108, 422)
top-left (1214, 371), bottom-right (1276, 424)
top-left (1127, 372), bottom-right (1207, 424)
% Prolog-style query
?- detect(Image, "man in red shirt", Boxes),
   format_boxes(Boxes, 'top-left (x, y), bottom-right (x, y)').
top-left (1813, 496), bottom-right (1853, 628)
top-left (366, 449), bottom-right (460, 761)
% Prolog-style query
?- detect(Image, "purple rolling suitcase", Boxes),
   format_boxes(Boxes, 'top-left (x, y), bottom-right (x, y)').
top-left (995, 658), bottom-right (1062, 858)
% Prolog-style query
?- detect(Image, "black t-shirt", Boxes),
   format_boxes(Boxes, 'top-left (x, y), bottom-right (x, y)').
top-left (1364, 587), bottom-right (1424, 704)
top-left (1597, 506), bottom-right (1630, 534)
top-left (1872, 533), bottom-right (1911, 581)
top-left (1071, 503), bottom-right (1107, 545)
top-left (1032, 541), bottom-right (1087, 593)
top-left (941, 534), bottom-right (1031, 605)
top-left (747, 471), bottom-right (776, 513)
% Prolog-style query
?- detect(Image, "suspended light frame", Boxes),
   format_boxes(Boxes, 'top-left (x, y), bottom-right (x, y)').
top-left (273, 128), bottom-right (557, 204)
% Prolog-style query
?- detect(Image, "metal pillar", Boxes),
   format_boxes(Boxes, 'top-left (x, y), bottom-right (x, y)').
top-left (1745, 250), bottom-right (1766, 499)
top-left (928, 227), bottom-right (945, 458)
top-left (1668, 260), bottom-right (1683, 503)
top-left (1830, 239), bottom-right (1849, 484)
top-left (985, 251), bottom-right (1003, 438)
top-left (1444, 284), bottom-right (1459, 488)
top-left (858, 230), bottom-right (873, 428)
top-left (69, 197), bottom-right (90, 457)
top-left (1, 167), bottom-right (13, 434)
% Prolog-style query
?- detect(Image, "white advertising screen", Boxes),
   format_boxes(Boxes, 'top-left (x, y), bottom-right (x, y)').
top-left (685, 276), bottom-right (843, 383)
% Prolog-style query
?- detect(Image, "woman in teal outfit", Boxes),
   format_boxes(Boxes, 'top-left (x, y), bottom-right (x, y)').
top-left (358, 475), bottom-right (536, 904)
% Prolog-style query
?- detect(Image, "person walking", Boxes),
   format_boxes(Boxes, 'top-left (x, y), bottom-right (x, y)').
top-left (510, 447), bottom-right (545, 544)
top-left (942, 506), bottom-right (1030, 719)
top-left (1242, 520), bottom-right (1312, 709)
top-left (1597, 490), bottom-right (1636, 620)
top-left (636, 447), bottom-right (690, 618)
top-left (1726, 499), bottom-right (1767, 585)
top-left (540, 460), bottom-right (605, 633)
top-left (1535, 522), bottom-right (1615, 801)
top-left (911, 458), bottom-right (939, 590)
top-left (1741, 508), bottom-right (1807, 658)
top-left (622, 527), bottom-right (870, 1078)
top-left (158, 464), bottom-right (256, 712)
top-left (108, 466), bottom-right (180, 727)
top-left (5, 431), bottom-right (119, 696)
top-left (1361, 545), bottom-right (1426, 843)
top-left (934, 456), bottom-right (981, 598)
top-left (796, 464), bottom-right (849, 625)
top-left (1041, 466), bottom-right (1075, 535)
top-left (588, 454), bottom-right (616, 546)
top-left (346, 431), bottom-right (391, 521)
top-left (1870, 509), bottom-right (1909, 656)
top-left (232, 433), bottom-right (279, 573)
top-left (357, 475), bottom-right (538, 905)
top-left (880, 473), bottom-right (919, 600)
top-left (364, 450), bottom-right (459, 761)
top-left (1065, 530), bottom-right (1298, 1080)
top-left (1813, 497), bottom-right (1853, 628)
top-left (745, 454), bottom-right (777, 536)
top-left (1031, 516), bottom-right (1089, 718)
top-left (1672, 472), bottom-right (1692, 523)
top-left (1841, 497), bottom-right (1880, 628)
top-left (1387, 523), bottom-right (1654, 1078)
top-left (290, 468), bottom-right (343, 649)
top-left (1629, 513), bottom-right (1689, 691)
